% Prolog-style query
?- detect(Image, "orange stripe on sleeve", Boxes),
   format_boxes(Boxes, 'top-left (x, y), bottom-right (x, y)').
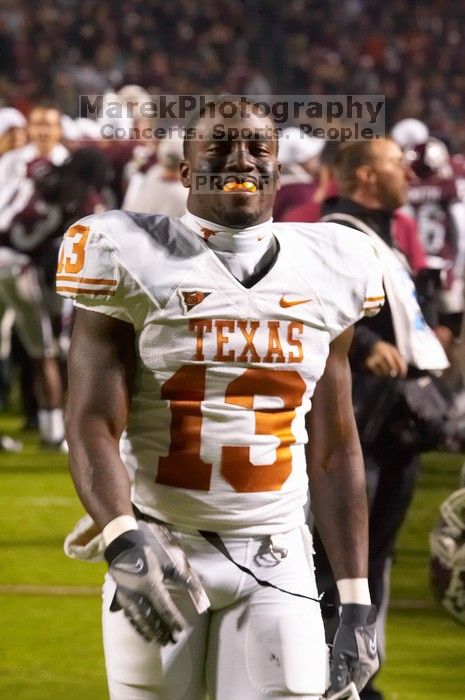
top-left (56, 275), bottom-right (117, 286)
top-left (56, 286), bottom-right (116, 296)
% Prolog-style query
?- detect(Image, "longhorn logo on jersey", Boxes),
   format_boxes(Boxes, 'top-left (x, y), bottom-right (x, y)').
top-left (179, 290), bottom-right (212, 312)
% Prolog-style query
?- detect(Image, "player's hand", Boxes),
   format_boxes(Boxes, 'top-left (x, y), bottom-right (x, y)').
top-left (105, 521), bottom-right (208, 645)
top-left (365, 341), bottom-right (407, 378)
top-left (330, 604), bottom-right (379, 693)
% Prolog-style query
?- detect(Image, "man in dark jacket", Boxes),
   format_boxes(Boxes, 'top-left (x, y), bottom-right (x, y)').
top-left (314, 138), bottom-right (449, 700)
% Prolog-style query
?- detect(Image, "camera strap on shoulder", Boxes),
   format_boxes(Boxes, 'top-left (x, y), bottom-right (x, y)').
top-left (322, 212), bottom-right (448, 371)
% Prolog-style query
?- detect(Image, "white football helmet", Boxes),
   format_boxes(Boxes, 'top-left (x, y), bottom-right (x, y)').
top-left (279, 126), bottom-right (325, 166)
top-left (429, 486), bottom-right (465, 624)
top-left (117, 84), bottom-right (151, 124)
top-left (117, 84), bottom-right (151, 106)
top-left (391, 118), bottom-right (451, 177)
top-left (403, 136), bottom-right (450, 177)
top-left (391, 118), bottom-right (429, 150)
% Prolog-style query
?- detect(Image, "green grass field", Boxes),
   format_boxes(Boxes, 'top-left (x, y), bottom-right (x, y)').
top-left (1, 410), bottom-right (464, 699)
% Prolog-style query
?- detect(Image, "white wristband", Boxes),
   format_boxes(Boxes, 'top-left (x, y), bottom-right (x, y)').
top-left (336, 578), bottom-right (371, 605)
top-left (102, 515), bottom-right (138, 546)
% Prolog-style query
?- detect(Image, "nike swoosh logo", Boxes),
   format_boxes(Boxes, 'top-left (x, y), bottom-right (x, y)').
top-left (279, 296), bottom-right (312, 308)
top-left (114, 557), bottom-right (145, 574)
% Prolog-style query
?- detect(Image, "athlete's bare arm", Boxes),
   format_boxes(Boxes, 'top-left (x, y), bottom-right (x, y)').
top-left (307, 326), bottom-right (368, 580)
top-left (65, 308), bottom-right (136, 529)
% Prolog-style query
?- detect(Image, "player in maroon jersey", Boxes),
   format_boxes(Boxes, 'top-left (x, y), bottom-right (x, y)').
top-left (392, 120), bottom-right (465, 338)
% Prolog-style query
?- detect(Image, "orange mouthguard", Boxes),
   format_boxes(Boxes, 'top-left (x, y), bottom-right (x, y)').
top-left (223, 181), bottom-right (257, 192)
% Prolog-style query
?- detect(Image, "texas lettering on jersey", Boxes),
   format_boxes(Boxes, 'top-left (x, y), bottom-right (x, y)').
top-left (56, 211), bottom-right (383, 534)
top-left (188, 318), bottom-right (304, 364)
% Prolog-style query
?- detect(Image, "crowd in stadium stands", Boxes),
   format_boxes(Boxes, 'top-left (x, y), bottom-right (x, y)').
top-left (1, 0), bottom-right (465, 150)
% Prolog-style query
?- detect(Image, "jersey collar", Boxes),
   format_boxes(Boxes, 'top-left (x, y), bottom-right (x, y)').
top-left (180, 210), bottom-right (274, 254)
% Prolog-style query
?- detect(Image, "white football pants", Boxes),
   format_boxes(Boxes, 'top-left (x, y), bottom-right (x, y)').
top-left (0, 250), bottom-right (56, 359)
top-left (102, 525), bottom-right (326, 700)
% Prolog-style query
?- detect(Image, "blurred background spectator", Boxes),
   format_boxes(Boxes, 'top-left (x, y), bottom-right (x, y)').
top-left (122, 134), bottom-right (187, 215)
top-left (272, 126), bottom-right (324, 221)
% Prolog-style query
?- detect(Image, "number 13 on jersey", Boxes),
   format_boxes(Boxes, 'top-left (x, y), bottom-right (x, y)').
top-left (57, 224), bottom-right (90, 274)
top-left (156, 365), bottom-right (306, 493)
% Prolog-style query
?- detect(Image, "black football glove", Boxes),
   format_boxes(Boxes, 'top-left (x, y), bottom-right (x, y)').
top-left (105, 520), bottom-right (209, 645)
top-left (330, 603), bottom-right (379, 693)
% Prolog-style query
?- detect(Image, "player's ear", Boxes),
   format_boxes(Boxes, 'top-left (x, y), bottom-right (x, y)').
top-left (179, 160), bottom-right (191, 188)
top-left (356, 163), bottom-right (375, 185)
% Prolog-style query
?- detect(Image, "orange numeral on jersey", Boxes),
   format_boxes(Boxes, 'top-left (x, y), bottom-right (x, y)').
top-left (156, 366), bottom-right (306, 493)
top-left (57, 224), bottom-right (89, 274)
top-left (157, 365), bottom-right (212, 490)
top-left (222, 368), bottom-right (306, 492)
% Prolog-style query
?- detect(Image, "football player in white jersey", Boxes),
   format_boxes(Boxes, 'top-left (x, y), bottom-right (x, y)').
top-left (58, 100), bottom-right (384, 700)
top-left (0, 103), bottom-right (68, 446)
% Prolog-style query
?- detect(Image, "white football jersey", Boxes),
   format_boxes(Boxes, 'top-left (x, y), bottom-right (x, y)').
top-left (56, 211), bottom-right (384, 534)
